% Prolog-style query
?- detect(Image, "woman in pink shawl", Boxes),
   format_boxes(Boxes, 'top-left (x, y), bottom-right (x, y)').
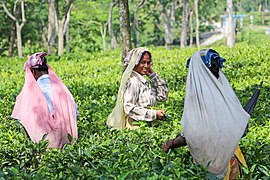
top-left (11, 52), bottom-right (78, 148)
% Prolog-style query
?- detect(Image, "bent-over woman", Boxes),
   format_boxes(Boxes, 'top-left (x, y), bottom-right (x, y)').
top-left (11, 52), bottom-right (78, 148)
top-left (162, 49), bottom-right (249, 179)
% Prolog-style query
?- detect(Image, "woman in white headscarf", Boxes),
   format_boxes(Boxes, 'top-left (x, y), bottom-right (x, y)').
top-left (162, 49), bottom-right (249, 179)
top-left (107, 47), bottom-right (169, 130)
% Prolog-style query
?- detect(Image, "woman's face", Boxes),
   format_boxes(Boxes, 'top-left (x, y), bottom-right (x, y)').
top-left (133, 52), bottom-right (152, 76)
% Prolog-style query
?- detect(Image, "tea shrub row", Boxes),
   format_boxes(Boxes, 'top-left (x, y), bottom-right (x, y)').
top-left (0, 42), bottom-right (269, 179)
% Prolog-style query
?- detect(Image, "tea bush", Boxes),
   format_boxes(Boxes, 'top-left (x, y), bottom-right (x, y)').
top-left (0, 43), bottom-right (269, 179)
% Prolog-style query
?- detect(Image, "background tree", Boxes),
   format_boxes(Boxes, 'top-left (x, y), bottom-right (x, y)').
top-left (0, 0), bottom-right (269, 57)
top-left (181, 0), bottom-right (189, 48)
top-left (100, 21), bottom-right (108, 51)
top-left (0, 0), bottom-right (26, 58)
top-left (160, 0), bottom-right (177, 49)
top-left (8, 21), bottom-right (16, 56)
top-left (132, 0), bottom-right (146, 47)
top-left (189, 3), bottom-right (194, 47)
top-left (22, 1), bottom-right (48, 53)
top-left (108, 0), bottom-right (117, 50)
top-left (226, 0), bottom-right (235, 48)
top-left (119, 0), bottom-right (131, 61)
top-left (48, 0), bottom-right (57, 54)
top-left (133, 0), bottom-right (165, 47)
top-left (65, 2), bottom-right (72, 53)
top-left (194, 0), bottom-right (200, 48)
top-left (70, 0), bottom-right (111, 53)
top-left (57, 0), bottom-right (73, 56)
top-left (0, 5), bottom-right (11, 55)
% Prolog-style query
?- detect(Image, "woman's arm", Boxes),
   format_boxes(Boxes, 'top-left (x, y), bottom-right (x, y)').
top-left (149, 72), bottom-right (169, 102)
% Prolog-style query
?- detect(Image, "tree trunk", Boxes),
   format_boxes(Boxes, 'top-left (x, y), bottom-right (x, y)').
top-left (65, 23), bottom-right (70, 53)
top-left (42, 24), bottom-right (48, 49)
top-left (100, 22), bottom-right (108, 51)
top-left (48, 0), bottom-right (57, 54)
top-left (181, 0), bottom-right (189, 48)
top-left (38, 20), bottom-right (46, 48)
top-left (109, 0), bottom-right (117, 50)
top-left (258, 1), bottom-right (264, 12)
top-left (194, 0), bottom-right (200, 49)
top-left (16, 22), bottom-right (23, 58)
top-left (261, 11), bottom-right (265, 25)
top-left (1, 0), bottom-right (26, 57)
top-left (57, 0), bottom-right (73, 56)
top-left (226, 0), bottom-right (235, 48)
top-left (64, 3), bottom-right (72, 54)
top-left (119, 0), bottom-right (132, 62)
top-left (258, 1), bottom-right (265, 26)
top-left (134, 0), bottom-right (146, 47)
top-left (189, 9), bottom-right (194, 47)
top-left (58, 20), bottom-right (65, 56)
top-left (8, 21), bottom-right (16, 57)
top-left (161, 1), bottom-right (176, 50)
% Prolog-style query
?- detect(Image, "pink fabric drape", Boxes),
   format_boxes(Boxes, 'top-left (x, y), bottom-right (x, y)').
top-left (11, 63), bottom-right (78, 148)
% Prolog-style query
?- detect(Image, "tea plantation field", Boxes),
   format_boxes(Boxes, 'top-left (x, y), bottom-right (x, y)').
top-left (0, 43), bottom-right (269, 179)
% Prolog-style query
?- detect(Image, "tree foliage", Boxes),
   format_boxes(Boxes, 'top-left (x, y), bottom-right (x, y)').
top-left (0, 0), bottom-right (269, 56)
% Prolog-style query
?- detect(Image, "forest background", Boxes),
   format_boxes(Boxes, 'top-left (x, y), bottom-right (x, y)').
top-left (0, 0), bottom-right (270, 179)
top-left (0, 0), bottom-right (270, 57)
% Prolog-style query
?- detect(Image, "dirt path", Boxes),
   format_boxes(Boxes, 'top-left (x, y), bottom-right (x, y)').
top-left (200, 32), bottom-right (224, 46)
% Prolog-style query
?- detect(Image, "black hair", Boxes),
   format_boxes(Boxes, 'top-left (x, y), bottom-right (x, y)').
top-left (140, 51), bottom-right (152, 61)
top-left (209, 58), bottom-right (219, 79)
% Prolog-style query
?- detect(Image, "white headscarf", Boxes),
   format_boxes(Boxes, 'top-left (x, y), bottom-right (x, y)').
top-left (107, 47), bottom-right (151, 130)
top-left (181, 50), bottom-right (250, 176)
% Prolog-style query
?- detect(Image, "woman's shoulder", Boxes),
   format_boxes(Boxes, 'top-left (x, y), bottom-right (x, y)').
top-left (127, 75), bottom-right (139, 84)
top-left (126, 73), bottom-right (142, 87)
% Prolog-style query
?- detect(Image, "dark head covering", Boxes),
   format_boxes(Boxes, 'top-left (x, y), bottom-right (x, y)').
top-left (186, 49), bottom-right (226, 79)
top-left (186, 49), bottom-right (226, 68)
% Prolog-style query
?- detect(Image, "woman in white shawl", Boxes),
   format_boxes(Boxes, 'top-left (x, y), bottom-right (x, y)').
top-left (162, 49), bottom-right (249, 179)
top-left (107, 47), bottom-right (169, 130)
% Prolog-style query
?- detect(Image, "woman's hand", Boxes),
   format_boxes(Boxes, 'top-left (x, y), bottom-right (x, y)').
top-left (146, 67), bottom-right (154, 76)
top-left (156, 110), bottom-right (166, 120)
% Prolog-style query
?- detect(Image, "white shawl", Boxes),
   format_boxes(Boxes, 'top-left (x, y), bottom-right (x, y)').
top-left (181, 51), bottom-right (250, 176)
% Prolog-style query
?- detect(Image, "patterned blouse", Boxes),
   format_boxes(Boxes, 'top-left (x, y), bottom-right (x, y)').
top-left (124, 71), bottom-right (169, 121)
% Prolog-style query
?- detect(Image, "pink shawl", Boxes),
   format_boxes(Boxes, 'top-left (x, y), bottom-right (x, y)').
top-left (11, 63), bottom-right (78, 148)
